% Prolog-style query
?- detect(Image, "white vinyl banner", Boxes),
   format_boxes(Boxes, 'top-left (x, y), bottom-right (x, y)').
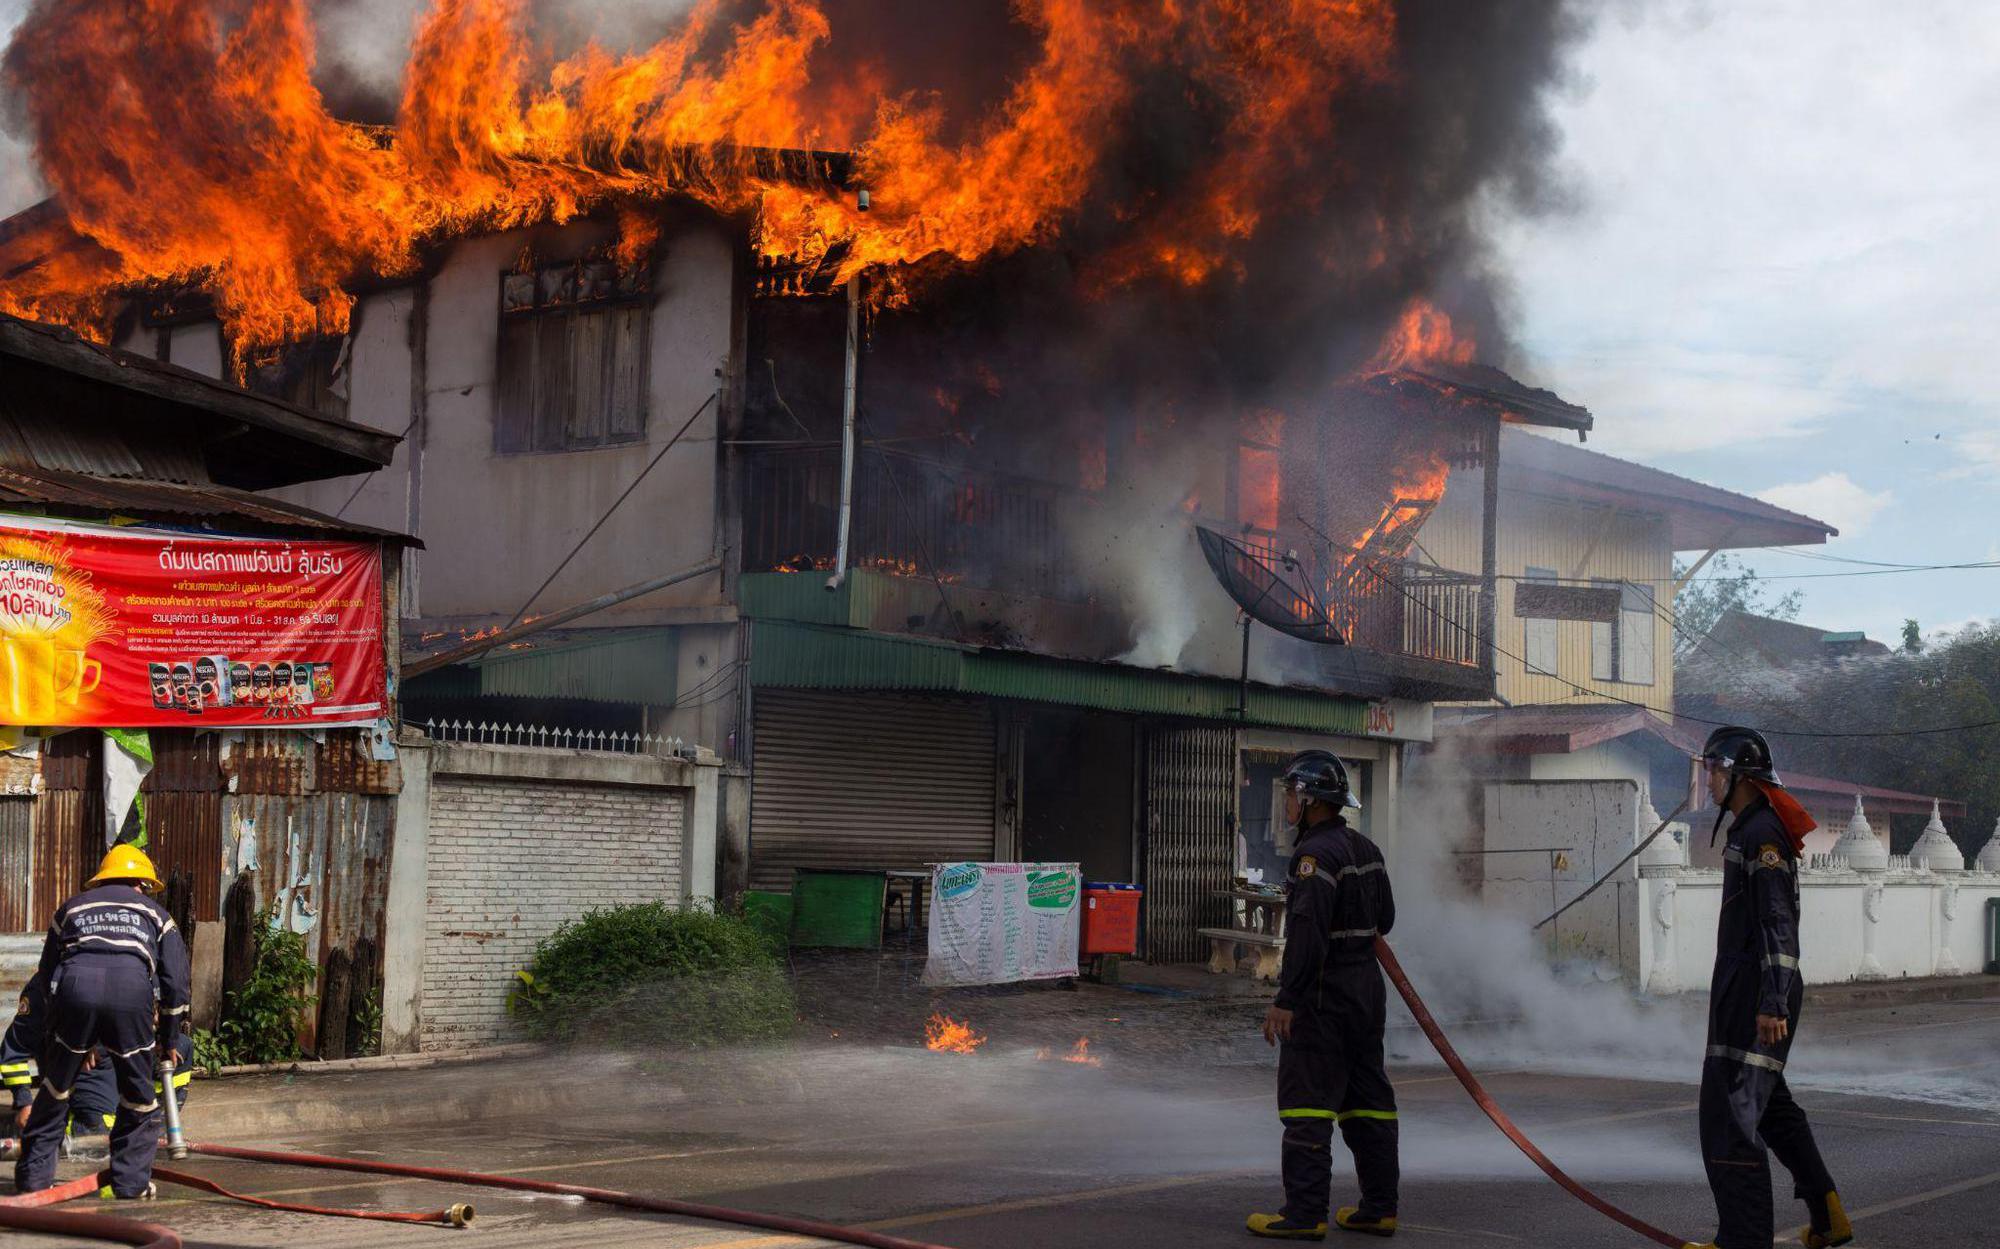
top-left (923, 862), bottom-right (1082, 987)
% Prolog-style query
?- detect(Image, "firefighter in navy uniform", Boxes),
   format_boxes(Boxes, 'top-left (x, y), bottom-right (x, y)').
top-left (13, 844), bottom-right (190, 1200)
top-left (1248, 750), bottom-right (1398, 1241)
top-left (1693, 727), bottom-right (1851, 1249)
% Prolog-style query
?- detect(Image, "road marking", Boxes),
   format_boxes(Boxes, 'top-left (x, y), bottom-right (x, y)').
top-left (1538, 1102), bottom-right (1697, 1130)
top-left (686, 1171), bottom-right (1524, 1248)
top-left (1833, 1009), bottom-right (2000, 1042)
top-left (1776, 1165), bottom-right (2000, 1244)
top-left (1819, 1106), bottom-right (2000, 1130)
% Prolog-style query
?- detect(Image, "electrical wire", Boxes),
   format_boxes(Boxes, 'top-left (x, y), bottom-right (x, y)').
top-left (503, 391), bottom-right (718, 631)
top-left (1367, 560), bottom-right (2000, 740)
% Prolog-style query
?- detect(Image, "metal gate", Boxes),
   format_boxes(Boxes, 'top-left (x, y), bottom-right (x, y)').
top-left (1143, 723), bottom-right (1239, 963)
top-left (750, 689), bottom-right (996, 891)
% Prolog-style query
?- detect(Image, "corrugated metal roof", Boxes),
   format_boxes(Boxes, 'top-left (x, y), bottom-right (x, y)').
top-left (466, 627), bottom-right (678, 705)
top-left (0, 464), bottom-right (415, 542)
top-left (750, 620), bottom-right (1366, 734)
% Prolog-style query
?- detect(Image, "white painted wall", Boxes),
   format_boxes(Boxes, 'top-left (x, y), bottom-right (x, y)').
top-left (1640, 866), bottom-right (2000, 994)
top-left (1482, 779), bottom-right (1648, 980)
top-left (271, 215), bottom-right (736, 628)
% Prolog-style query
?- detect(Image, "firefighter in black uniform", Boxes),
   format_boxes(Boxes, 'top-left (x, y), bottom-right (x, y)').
top-left (1693, 727), bottom-right (1851, 1249)
top-left (14, 843), bottom-right (190, 1200)
top-left (1248, 750), bottom-right (1398, 1241)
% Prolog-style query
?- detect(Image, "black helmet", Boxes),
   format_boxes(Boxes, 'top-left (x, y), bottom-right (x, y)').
top-left (1282, 749), bottom-right (1359, 811)
top-left (1701, 725), bottom-right (1779, 785)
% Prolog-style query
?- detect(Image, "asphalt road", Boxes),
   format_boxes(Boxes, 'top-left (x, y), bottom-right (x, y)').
top-left (7, 995), bottom-right (1999, 1249)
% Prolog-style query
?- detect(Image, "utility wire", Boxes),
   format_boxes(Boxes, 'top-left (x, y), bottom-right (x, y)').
top-left (503, 392), bottom-right (718, 631)
top-left (1365, 559), bottom-right (2000, 740)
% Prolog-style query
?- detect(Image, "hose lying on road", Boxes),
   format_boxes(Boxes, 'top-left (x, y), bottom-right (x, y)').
top-left (0, 1172), bottom-right (181, 1249)
top-left (1375, 937), bottom-right (1698, 1249)
top-left (193, 1142), bottom-right (965, 1249)
top-left (153, 1166), bottom-right (474, 1227)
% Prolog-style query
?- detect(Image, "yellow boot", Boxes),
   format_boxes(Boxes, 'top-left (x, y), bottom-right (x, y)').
top-left (1334, 1207), bottom-right (1397, 1238)
top-left (1247, 1212), bottom-right (1329, 1240)
top-left (1801, 1191), bottom-right (1854, 1248)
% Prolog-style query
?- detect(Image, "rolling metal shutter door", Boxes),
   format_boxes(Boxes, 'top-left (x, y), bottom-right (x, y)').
top-left (751, 690), bottom-right (995, 890)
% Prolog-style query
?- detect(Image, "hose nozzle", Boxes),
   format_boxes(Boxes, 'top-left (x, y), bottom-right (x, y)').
top-left (446, 1203), bottom-right (475, 1228)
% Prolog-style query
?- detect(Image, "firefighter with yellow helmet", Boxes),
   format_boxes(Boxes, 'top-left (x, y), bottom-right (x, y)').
top-left (13, 843), bottom-right (190, 1199)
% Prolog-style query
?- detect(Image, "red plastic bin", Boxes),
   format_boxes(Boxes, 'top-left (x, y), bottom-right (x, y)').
top-left (1081, 883), bottom-right (1142, 955)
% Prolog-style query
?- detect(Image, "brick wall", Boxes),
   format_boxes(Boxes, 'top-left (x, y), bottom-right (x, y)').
top-left (420, 775), bottom-right (685, 1049)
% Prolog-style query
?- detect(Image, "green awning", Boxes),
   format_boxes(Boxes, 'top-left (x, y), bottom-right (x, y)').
top-left (409, 627), bottom-right (679, 706)
top-left (748, 619), bottom-right (1366, 735)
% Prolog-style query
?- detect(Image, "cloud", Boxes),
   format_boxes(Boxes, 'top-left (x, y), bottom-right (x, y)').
top-left (1754, 472), bottom-right (1891, 536)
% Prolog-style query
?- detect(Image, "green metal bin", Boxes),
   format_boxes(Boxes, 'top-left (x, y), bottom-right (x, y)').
top-left (790, 869), bottom-right (888, 949)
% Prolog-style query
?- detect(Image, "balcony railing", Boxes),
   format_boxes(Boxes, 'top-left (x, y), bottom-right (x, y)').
top-left (742, 446), bottom-right (1489, 675)
top-left (744, 446), bottom-right (1086, 601)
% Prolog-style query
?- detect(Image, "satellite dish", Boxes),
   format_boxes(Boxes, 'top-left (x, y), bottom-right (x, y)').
top-left (1196, 525), bottom-right (1346, 646)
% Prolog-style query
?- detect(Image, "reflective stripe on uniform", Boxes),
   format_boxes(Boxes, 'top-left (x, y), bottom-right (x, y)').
top-left (100, 1112), bottom-right (116, 1130)
top-left (1762, 952), bottom-right (1800, 971)
top-left (1329, 928), bottom-right (1379, 940)
top-left (119, 1098), bottom-right (158, 1114)
top-left (1279, 1108), bottom-right (1337, 1120)
top-left (1707, 1044), bottom-right (1786, 1073)
top-left (160, 1004), bottom-right (189, 1017)
top-left (154, 1071), bottom-right (192, 1094)
top-left (42, 1080), bottom-right (71, 1101)
top-left (1333, 863), bottom-right (1385, 881)
top-left (1336, 1109), bottom-right (1399, 1123)
top-left (0, 1062), bottom-right (32, 1088)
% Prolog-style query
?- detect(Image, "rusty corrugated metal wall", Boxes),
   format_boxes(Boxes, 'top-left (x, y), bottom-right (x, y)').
top-left (0, 797), bottom-right (33, 931)
top-left (219, 730), bottom-right (397, 1053)
top-left (144, 731), bottom-right (225, 923)
top-left (31, 731), bottom-right (102, 926)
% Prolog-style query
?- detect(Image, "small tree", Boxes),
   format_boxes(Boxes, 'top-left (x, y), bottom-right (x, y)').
top-left (1673, 554), bottom-right (1805, 658)
top-left (1902, 619), bottom-right (1925, 653)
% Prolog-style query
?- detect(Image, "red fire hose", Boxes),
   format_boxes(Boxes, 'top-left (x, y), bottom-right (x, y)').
top-left (192, 1142), bottom-right (967, 1249)
top-left (152, 1166), bottom-right (474, 1226)
top-left (0, 1171), bottom-right (179, 1248)
top-left (1375, 937), bottom-right (1697, 1249)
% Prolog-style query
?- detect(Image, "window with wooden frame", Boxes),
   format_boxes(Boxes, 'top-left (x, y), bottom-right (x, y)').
top-left (496, 258), bottom-right (651, 453)
top-left (1590, 578), bottom-right (1657, 686)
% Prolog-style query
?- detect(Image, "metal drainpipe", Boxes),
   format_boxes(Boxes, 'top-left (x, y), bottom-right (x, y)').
top-left (826, 272), bottom-right (862, 591)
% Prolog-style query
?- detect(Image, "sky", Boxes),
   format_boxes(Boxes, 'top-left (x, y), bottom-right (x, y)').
top-left (1491, 0), bottom-right (2000, 643)
top-left (0, 0), bottom-right (1995, 643)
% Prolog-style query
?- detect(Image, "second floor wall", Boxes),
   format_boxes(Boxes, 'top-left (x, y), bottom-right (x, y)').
top-left (1424, 457), bottom-right (1675, 714)
top-left (137, 214), bottom-right (739, 629)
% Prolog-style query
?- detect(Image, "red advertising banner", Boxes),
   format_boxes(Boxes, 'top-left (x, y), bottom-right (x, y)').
top-left (0, 519), bottom-right (387, 728)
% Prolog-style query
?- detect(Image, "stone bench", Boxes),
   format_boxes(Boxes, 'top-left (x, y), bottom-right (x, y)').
top-left (1198, 927), bottom-right (1286, 982)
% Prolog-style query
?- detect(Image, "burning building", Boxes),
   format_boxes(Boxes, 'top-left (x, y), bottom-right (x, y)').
top-left (0, 0), bottom-right (1598, 959)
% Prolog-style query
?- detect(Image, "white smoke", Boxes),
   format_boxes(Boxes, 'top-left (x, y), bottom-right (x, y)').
top-left (1389, 744), bottom-right (1705, 1077)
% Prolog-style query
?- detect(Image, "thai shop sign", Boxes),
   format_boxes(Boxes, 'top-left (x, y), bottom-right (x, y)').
top-left (0, 517), bottom-right (386, 728)
top-left (924, 862), bottom-right (1081, 987)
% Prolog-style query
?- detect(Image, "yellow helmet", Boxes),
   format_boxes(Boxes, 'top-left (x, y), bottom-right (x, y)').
top-left (86, 844), bottom-right (162, 893)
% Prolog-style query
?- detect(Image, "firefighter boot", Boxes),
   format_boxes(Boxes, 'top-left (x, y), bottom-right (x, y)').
top-left (1800, 1191), bottom-right (1853, 1248)
top-left (1333, 1207), bottom-right (1397, 1238)
top-left (1247, 1212), bottom-right (1329, 1240)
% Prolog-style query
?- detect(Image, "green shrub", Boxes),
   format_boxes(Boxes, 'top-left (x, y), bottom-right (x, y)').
top-left (188, 1027), bottom-right (230, 1074)
top-left (509, 902), bottom-right (794, 1049)
top-left (217, 917), bottom-right (318, 1065)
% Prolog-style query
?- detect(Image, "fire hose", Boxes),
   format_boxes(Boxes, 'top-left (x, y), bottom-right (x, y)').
top-left (5, 947), bottom-right (1700, 1249)
top-left (1375, 937), bottom-right (1698, 1249)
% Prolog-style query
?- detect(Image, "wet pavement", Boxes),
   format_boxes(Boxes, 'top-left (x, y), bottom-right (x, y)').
top-left (6, 992), bottom-right (1998, 1248)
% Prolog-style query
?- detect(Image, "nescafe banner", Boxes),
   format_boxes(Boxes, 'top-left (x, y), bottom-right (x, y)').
top-left (0, 518), bottom-right (386, 728)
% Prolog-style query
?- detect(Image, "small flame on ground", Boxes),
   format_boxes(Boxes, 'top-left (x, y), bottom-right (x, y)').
top-left (924, 1013), bottom-right (985, 1054)
top-left (1035, 1038), bottom-right (1102, 1066)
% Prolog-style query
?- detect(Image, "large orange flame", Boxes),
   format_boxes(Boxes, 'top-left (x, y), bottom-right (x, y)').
top-left (923, 1012), bottom-right (985, 1054)
top-left (0, 0), bottom-right (1407, 358)
top-left (1365, 297), bottom-right (1477, 375)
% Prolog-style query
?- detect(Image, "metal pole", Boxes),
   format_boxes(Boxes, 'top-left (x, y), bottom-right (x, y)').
top-left (1237, 613), bottom-right (1252, 720)
top-left (827, 273), bottom-right (862, 590)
